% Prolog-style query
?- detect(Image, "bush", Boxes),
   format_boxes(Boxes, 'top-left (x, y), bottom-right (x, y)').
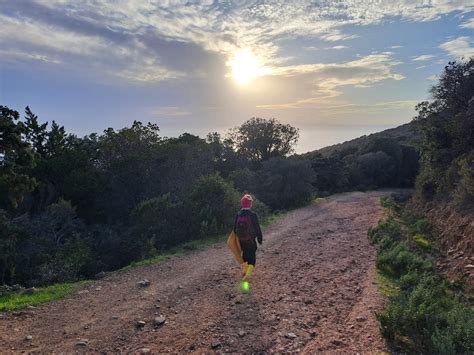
top-left (372, 197), bottom-right (474, 353)
top-left (10, 200), bottom-right (92, 286)
top-left (453, 152), bottom-right (474, 210)
top-left (376, 241), bottom-right (432, 278)
top-left (378, 273), bottom-right (474, 353)
top-left (256, 157), bottom-right (315, 210)
top-left (368, 216), bottom-right (403, 246)
top-left (188, 174), bottom-right (240, 237)
top-left (130, 194), bottom-right (189, 254)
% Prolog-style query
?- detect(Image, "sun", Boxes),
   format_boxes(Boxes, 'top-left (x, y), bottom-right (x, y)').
top-left (229, 49), bottom-right (271, 85)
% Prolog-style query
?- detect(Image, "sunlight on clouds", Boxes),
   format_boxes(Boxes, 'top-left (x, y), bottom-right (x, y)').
top-left (440, 36), bottom-right (474, 58)
top-left (228, 49), bottom-right (272, 85)
top-left (459, 17), bottom-right (474, 29)
top-left (412, 54), bottom-right (435, 61)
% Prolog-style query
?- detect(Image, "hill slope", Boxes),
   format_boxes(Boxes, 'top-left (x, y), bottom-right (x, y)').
top-left (314, 122), bottom-right (419, 157)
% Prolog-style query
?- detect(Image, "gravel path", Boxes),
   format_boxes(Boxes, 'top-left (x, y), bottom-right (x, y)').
top-left (0, 191), bottom-right (390, 353)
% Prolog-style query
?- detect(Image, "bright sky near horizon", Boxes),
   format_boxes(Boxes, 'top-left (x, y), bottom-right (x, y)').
top-left (0, 1), bottom-right (473, 153)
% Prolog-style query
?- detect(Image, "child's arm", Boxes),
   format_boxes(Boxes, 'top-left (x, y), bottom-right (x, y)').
top-left (252, 213), bottom-right (263, 244)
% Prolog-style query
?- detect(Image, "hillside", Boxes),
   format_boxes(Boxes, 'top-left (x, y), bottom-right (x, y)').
top-left (313, 122), bottom-right (419, 157)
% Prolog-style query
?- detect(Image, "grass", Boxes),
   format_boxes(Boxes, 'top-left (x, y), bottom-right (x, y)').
top-left (412, 233), bottom-right (432, 248)
top-left (376, 272), bottom-right (399, 297)
top-left (0, 281), bottom-right (88, 311)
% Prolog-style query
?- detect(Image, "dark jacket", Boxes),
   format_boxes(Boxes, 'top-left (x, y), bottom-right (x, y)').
top-left (233, 208), bottom-right (263, 244)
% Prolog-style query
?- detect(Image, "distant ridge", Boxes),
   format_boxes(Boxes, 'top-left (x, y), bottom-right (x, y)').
top-left (310, 122), bottom-right (419, 157)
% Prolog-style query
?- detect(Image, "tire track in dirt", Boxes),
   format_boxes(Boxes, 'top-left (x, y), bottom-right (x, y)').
top-left (0, 191), bottom-right (390, 353)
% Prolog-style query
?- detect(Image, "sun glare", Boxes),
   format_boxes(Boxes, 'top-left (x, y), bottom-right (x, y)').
top-left (230, 49), bottom-right (271, 85)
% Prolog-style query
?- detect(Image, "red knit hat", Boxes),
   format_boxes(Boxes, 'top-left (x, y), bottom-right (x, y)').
top-left (240, 194), bottom-right (253, 208)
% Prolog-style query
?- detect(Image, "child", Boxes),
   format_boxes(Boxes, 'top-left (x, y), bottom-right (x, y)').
top-left (234, 194), bottom-right (263, 281)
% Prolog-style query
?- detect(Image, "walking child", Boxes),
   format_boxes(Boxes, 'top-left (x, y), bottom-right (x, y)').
top-left (234, 194), bottom-right (263, 281)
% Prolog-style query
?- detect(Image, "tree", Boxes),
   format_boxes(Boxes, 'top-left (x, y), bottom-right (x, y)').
top-left (226, 118), bottom-right (299, 162)
top-left (0, 106), bottom-right (36, 210)
top-left (414, 59), bottom-right (474, 202)
top-left (23, 106), bottom-right (48, 156)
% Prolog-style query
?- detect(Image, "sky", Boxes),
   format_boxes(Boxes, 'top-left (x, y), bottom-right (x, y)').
top-left (1, 1), bottom-right (473, 153)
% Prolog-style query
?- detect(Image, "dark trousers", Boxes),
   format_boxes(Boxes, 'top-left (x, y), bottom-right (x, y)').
top-left (241, 240), bottom-right (257, 266)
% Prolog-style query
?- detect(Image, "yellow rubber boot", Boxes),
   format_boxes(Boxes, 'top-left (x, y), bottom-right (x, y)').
top-left (241, 262), bottom-right (248, 275)
top-left (242, 264), bottom-right (254, 281)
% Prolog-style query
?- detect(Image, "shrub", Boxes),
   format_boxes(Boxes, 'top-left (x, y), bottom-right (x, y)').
top-left (453, 152), bottom-right (474, 211)
top-left (368, 216), bottom-right (403, 246)
top-left (130, 194), bottom-right (189, 254)
top-left (188, 174), bottom-right (240, 237)
top-left (256, 157), bottom-right (315, 210)
top-left (376, 241), bottom-right (432, 278)
top-left (379, 273), bottom-right (474, 353)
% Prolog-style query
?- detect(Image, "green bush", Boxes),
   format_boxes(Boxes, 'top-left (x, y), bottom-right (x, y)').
top-left (376, 241), bottom-right (432, 278)
top-left (453, 152), bottom-right (474, 211)
top-left (372, 196), bottom-right (474, 353)
top-left (379, 273), bottom-right (474, 353)
top-left (130, 194), bottom-right (189, 253)
top-left (368, 216), bottom-right (403, 246)
top-left (188, 174), bottom-right (240, 238)
top-left (256, 157), bottom-right (315, 210)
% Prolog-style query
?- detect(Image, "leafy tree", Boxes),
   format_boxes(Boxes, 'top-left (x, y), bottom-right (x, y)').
top-left (23, 106), bottom-right (48, 156)
top-left (0, 106), bottom-right (36, 210)
top-left (226, 118), bottom-right (299, 162)
top-left (414, 59), bottom-right (474, 204)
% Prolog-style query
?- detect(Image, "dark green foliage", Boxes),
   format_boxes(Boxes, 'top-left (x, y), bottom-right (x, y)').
top-left (7, 200), bottom-right (92, 285)
top-left (376, 241), bottom-right (432, 278)
top-left (414, 59), bottom-right (474, 209)
top-left (305, 127), bottom-right (419, 192)
top-left (189, 174), bottom-right (240, 237)
top-left (0, 106), bottom-right (36, 210)
top-left (255, 157), bottom-right (315, 210)
top-left (0, 104), bottom-right (424, 288)
top-left (226, 117), bottom-right (299, 162)
top-left (372, 199), bottom-right (474, 353)
top-left (309, 154), bottom-right (348, 194)
top-left (131, 194), bottom-right (187, 254)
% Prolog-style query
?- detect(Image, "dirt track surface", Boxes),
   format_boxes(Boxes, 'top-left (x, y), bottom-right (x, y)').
top-left (0, 191), bottom-right (390, 353)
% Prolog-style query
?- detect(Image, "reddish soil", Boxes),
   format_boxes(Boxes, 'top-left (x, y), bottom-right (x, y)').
top-left (410, 199), bottom-right (474, 286)
top-left (0, 191), bottom-right (390, 353)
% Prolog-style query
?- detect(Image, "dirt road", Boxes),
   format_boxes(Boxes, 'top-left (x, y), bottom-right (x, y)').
top-left (0, 191), bottom-right (389, 353)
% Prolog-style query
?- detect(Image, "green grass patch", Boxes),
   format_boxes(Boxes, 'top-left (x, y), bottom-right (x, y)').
top-left (412, 233), bottom-right (432, 248)
top-left (0, 281), bottom-right (88, 311)
top-left (376, 272), bottom-right (399, 297)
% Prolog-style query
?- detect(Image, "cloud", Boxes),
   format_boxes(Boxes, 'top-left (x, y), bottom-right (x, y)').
top-left (439, 36), bottom-right (474, 58)
top-left (331, 45), bottom-right (349, 50)
top-left (317, 100), bottom-right (418, 116)
top-left (460, 18), bottom-right (474, 29)
top-left (389, 45), bottom-right (403, 49)
top-left (1, 0), bottom-right (473, 84)
top-left (412, 54), bottom-right (435, 61)
top-left (320, 31), bottom-right (359, 42)
top-left (257, 53), bottom-right (404, 109)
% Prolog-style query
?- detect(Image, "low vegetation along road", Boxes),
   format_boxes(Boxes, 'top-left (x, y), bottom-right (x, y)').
top-left (0, 191), bottom-right (390, 353)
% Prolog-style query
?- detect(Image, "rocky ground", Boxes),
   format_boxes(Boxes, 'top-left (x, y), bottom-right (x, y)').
top-left (0, 191), bottom-right (390, 353)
